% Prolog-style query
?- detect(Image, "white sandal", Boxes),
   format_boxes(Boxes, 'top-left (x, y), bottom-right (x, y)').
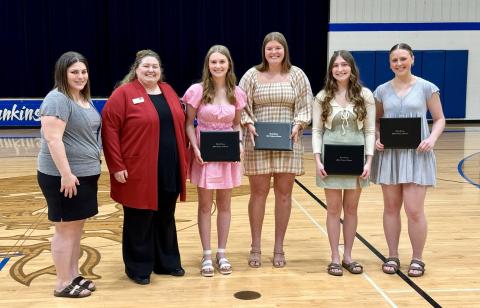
top-left (200, 250), bottom-right (214, 277)
top-left (216, 248), bottom-right (232, 275)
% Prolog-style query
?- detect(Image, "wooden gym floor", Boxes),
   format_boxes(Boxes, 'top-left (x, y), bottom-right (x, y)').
top-left (0, 125), bottom-right (479, 307)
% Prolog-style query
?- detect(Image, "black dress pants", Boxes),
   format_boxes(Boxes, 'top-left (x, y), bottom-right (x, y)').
top-left (122, 190), bottom-right (181, 277)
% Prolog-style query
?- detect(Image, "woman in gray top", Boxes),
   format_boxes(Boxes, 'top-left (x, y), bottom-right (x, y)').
top-left (37, 52), bottom-right (101, 298)
top-left (372, 43), bottom-right (445, 277)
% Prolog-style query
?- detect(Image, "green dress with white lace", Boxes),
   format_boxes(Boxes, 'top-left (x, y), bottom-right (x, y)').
top-left (316, 109), bottom-right (368, 189)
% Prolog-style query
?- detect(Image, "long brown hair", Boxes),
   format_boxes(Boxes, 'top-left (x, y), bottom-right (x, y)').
top-left (320, 50), bottom-right (366, 122)
top-left (118, 49), bottom-right (163, 87)
top-left (54, 51), bottom-right (91, 101)
top-left (255, 32), bottom-right (292, 73)
top-left (201, 45), bottom-right (237, 104)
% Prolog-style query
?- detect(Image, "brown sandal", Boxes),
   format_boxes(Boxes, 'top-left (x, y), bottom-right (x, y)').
top-left (248, 249), bottom-right (261, 268)
top-left (272, 251), bottom-right (286, 268)
top-left (53, 282), bottom-right (91, 298)
top-left (342, 261), bottom-right (363, 274)
top-left (72, 276), bottom-right (96, 292)
top-left (408, 259), bottom-right (425, 277)
top-left (327, 263), bottom-right (343, 276)
top-left (382, 257), bottom-right (400, 274)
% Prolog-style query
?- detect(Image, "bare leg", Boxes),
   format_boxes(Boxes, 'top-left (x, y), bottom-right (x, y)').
top-left (342, 188), bottom-right (361, 263)
top-left (403, 183), bottom-right (428, 276)
top-left (248, 174), bottom-right (271, 255)
top-left (382, 184), bottom-right (403, 272)
top-left (70, 220), bottom-right (85, 278)
top-left (69, 220), bottom-right (94, 289)
top-left (52, 220), bottom-right (90, 296)
top-left (325, 189), bottom-right (343, 272)
top-left (215, 189), bottom-right (232, 257)
top-left (272, 173), bottom-right (295, 267)
top-left (197, 187), bottom-right (214, 260)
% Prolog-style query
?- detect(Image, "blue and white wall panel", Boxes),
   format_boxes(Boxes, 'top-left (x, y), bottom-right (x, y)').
top-left (329, 0), bottom-right (480, 120)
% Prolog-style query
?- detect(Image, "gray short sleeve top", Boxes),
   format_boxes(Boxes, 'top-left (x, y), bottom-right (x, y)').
top-left (37, 89), bottom-right (101, 177)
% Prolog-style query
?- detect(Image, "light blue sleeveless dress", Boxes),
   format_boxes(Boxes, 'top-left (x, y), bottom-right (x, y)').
top-left (371, 77), bottom-right (439, 186)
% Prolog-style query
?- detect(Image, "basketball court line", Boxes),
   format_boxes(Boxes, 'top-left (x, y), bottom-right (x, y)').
top-left (292, 197), bottom-right (398, 308)
top-left (457, 152), bottom-right (480, 188)
top-left (387, 288), bottom-right (480, 294)
top-left (294, 180), bottom-right (442, 308)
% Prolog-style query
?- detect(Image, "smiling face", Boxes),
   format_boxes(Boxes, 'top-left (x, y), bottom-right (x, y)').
top-left (208, 52), bottom-right (229, 80)
top-left (389, 49), bottom-right (414, 77)
top-left (331, 55), bottom-right (351, 85)
top-left (135, 56), bottom-right (161, 87)
top-left (67, 62), bottom-right (88, 94)
top-left (264, 40), bottom-right (285, 67)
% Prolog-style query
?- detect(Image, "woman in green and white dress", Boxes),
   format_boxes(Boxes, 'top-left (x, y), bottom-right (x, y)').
top-left (312, 50), bottom-right (375, 276)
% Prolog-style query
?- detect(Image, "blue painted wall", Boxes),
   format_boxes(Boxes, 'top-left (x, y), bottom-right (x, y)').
top-left (351, 50), bottom-right (468, 119)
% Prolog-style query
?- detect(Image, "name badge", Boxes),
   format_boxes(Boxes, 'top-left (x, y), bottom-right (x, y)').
top-left (132, 97), bottom-right (144, 104)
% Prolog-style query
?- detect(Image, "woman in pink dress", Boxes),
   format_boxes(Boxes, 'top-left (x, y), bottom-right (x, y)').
top-left (184, 45), bottom-right (246, 277)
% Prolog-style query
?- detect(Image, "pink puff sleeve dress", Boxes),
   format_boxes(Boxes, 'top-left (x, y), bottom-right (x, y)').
top-left (183, 83), bottom-right (246, 189)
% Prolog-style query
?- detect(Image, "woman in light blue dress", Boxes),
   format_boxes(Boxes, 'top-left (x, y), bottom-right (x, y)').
top-left (312, 50), bottom-right (375, 276)
top-left (372, 43), bottom-right (445, 277)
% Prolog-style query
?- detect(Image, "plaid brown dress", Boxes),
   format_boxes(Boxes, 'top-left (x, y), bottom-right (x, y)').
top-left (239, 66), bottom-right (312, 175)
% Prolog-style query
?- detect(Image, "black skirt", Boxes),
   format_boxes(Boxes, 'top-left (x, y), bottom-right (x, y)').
top-left (37, 171), bottom-right (100, 222)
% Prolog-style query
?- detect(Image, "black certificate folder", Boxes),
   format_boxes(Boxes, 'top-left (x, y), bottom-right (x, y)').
top-left (323, 144), bottom-right (364, 175)
top-left (254, 122), bottom-right (293, 151)
top-left (380, 117), bottom-right (421, 149)
top-left (200, 131), bottom-right (240, 162)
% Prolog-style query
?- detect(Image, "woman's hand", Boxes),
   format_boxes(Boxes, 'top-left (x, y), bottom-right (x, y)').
top-left (316, 161), bottom-right (328, 178)
top-left (375, 138), bottom-right (384, 152)
top-left (193, 147), bottom-right (204, 164)
top-left (60, 173), bottom-right (80, 198)
top-left (360, 161), bottom-right (371, 180)
top-left (114, 170), bottom-right (128, 183)
top-left (239, 142), bottom-right (244, 161)
top-left (290, 124), bottom-right (302, 143)
top-left (417, 137), bottom-right (436, 153)
top-left (246, 123), bottom-right (257, 146)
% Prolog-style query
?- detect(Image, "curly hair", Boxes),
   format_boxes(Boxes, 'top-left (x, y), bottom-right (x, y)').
top-left (201, 45), bottom-right (237, 104)
top-left (320, 50), bottom-right (366, 122)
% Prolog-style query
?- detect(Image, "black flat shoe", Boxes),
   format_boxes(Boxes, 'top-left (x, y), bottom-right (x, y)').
top-left (169, 268), bottom-right (185, 277)
top-left (154, 267), bottom-right (185, 277)
top-left (126, 272), bottom-right (150, 285)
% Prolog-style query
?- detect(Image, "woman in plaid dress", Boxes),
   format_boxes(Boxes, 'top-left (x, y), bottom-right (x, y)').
top-left (239, 32), bottom-right (312, 268)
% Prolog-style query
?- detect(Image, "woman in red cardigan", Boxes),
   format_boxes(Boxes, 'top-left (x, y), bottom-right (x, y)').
top-left (102, 50), bottom-right (188, 285)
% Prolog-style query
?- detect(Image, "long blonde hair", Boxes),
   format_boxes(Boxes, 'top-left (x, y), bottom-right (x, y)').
top-left (320, 50), bottom-right (366, 122)
top-left (118, 49), bottom-right (163, 87)
top-left (201, 45), bottom-right (237, 104)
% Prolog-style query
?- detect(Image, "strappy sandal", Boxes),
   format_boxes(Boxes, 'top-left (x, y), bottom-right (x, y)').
top-left (342, 261), bottom-right (363, 274)
top-left (327, 263), bottom-right (343, 276)
top-left (216, 249), bottom-right (233, 275)
top-left (200, 250), bottom-right (214, 277)
top-left (408, 259), bottom-right (425, 277)
top-left (382, 257), bottom-right (400, 274)
top-left (53, 282), bottom-right (91, 298)
top-left (248, 248), bottom-right (261, 268)
top-left (72, 276), bottom-right (96, 292)
top-left (272, 251), bottom-right (286, 268)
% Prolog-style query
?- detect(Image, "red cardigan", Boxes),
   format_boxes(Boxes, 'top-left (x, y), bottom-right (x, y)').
top-left (101, 80), bottom-right (187, 210)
